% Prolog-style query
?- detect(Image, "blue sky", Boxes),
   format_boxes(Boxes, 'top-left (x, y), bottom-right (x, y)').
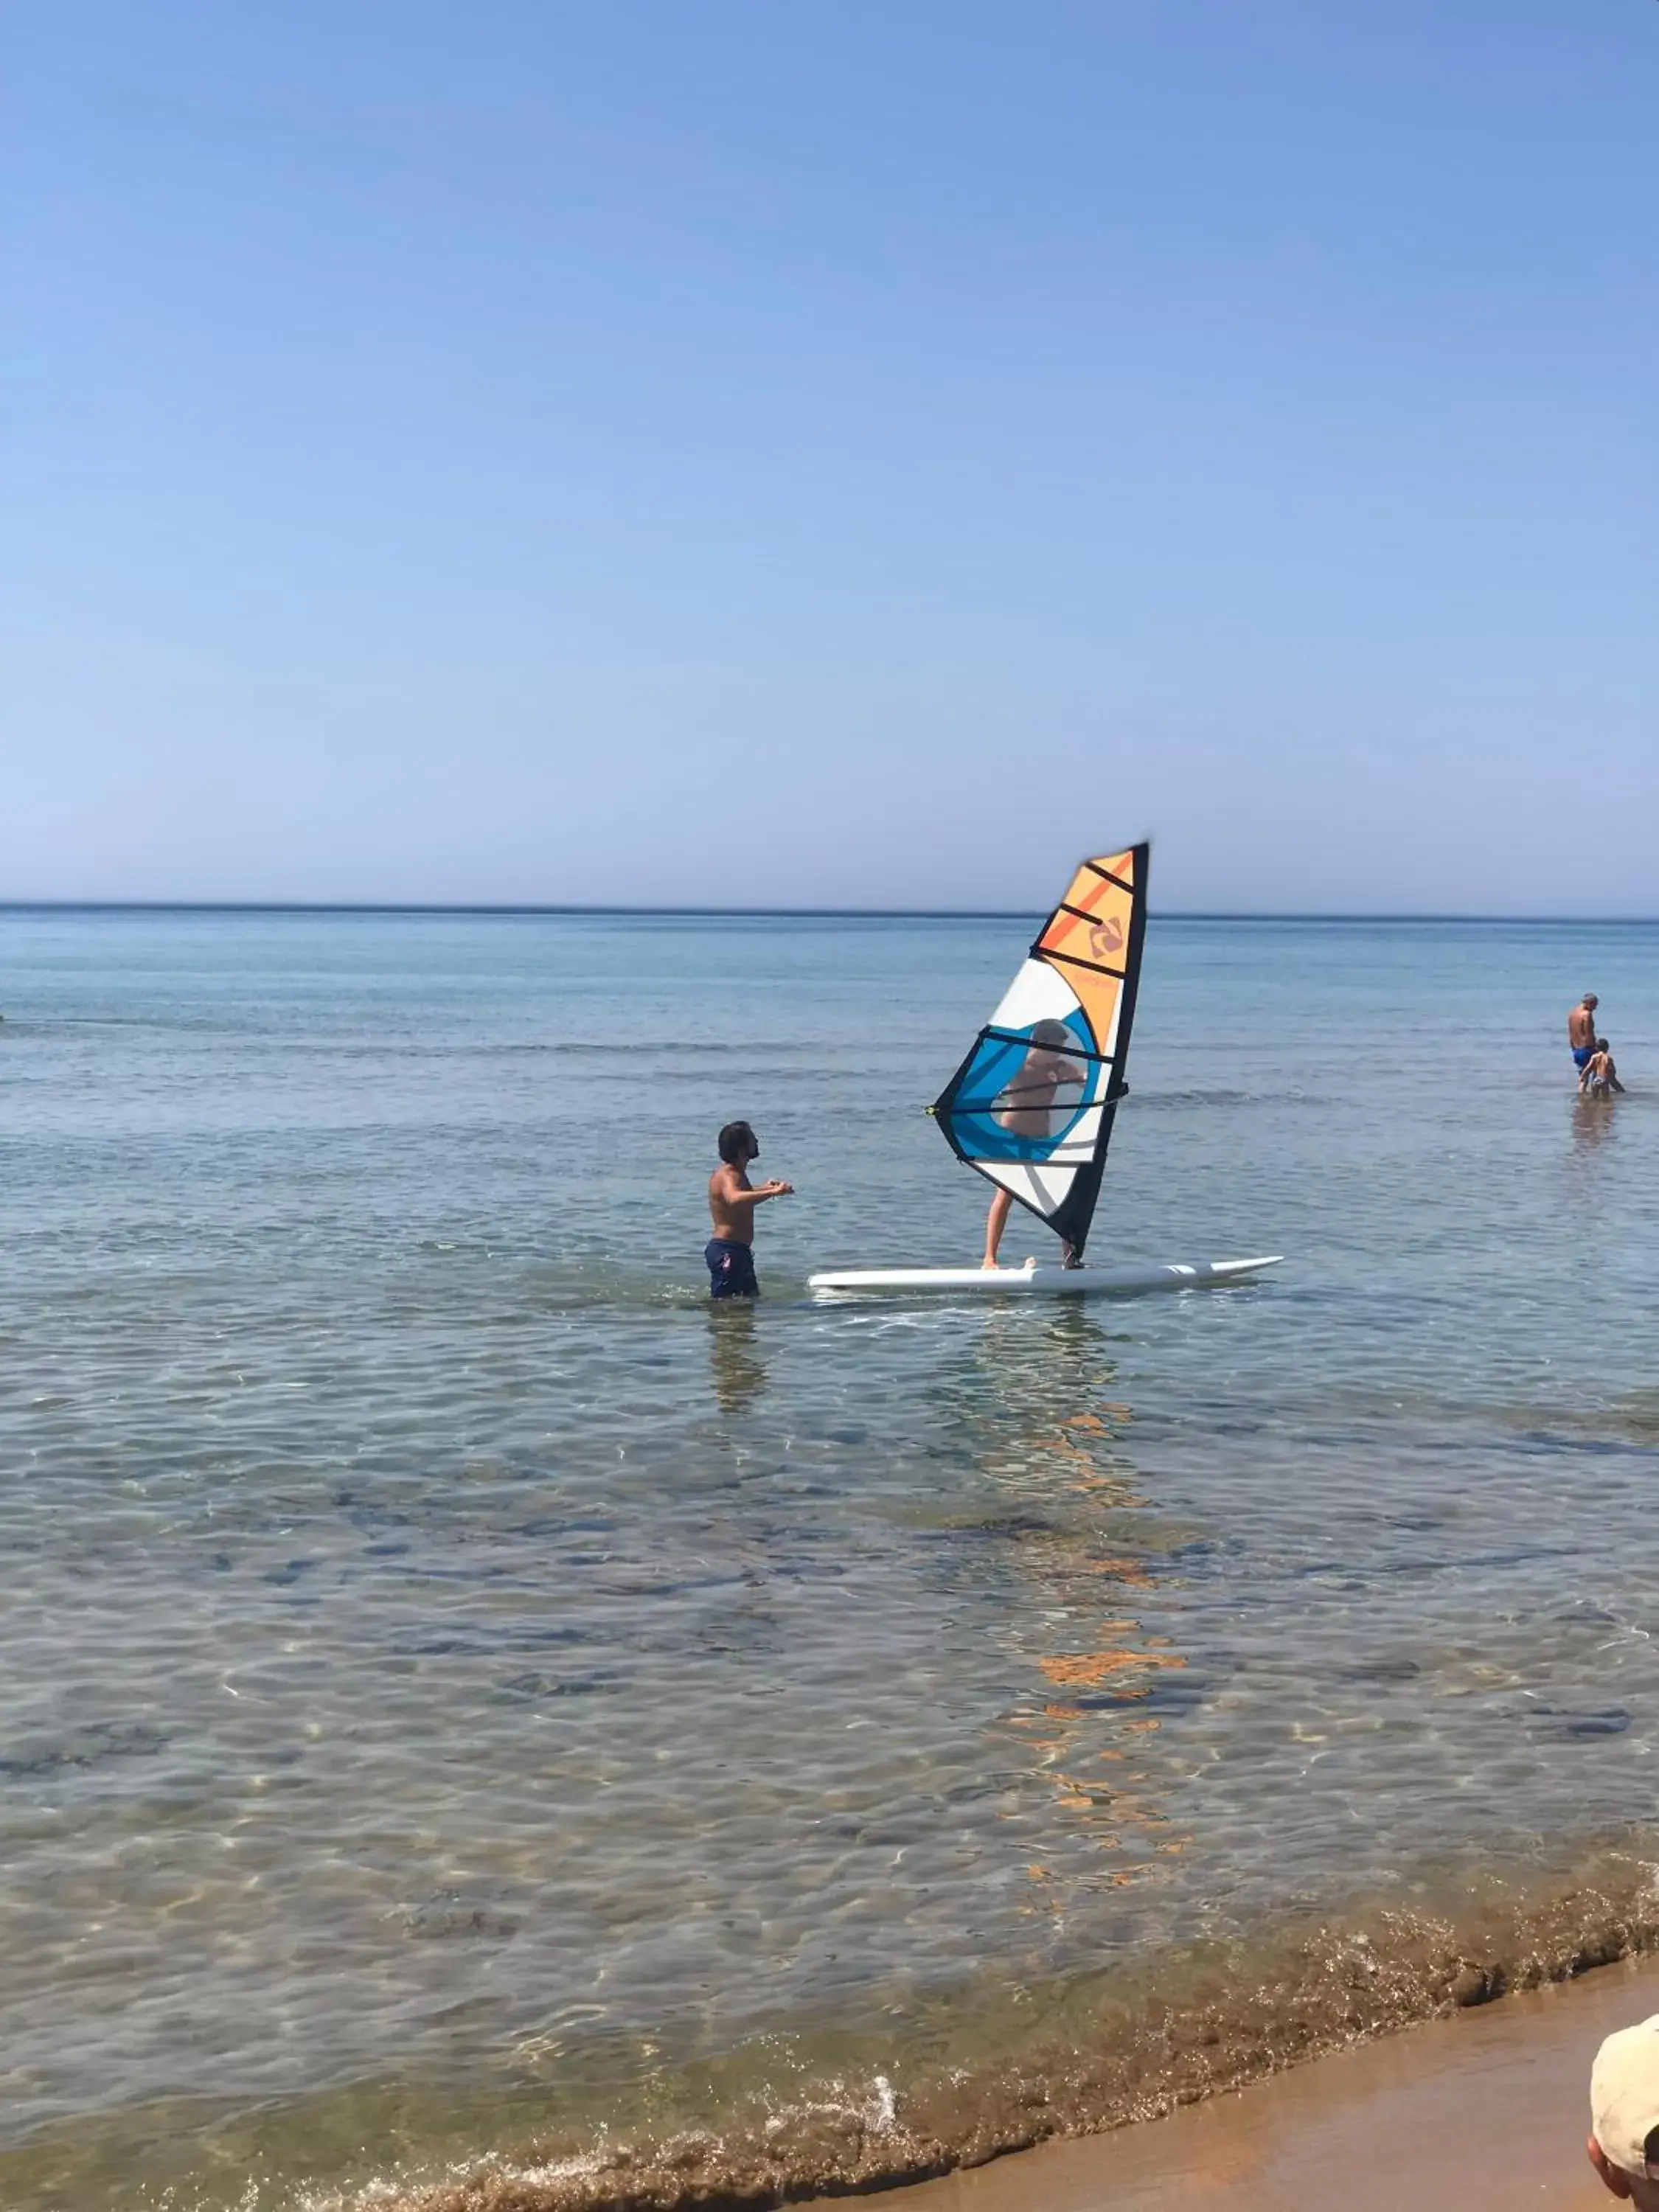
top-left (7, 1), bottom-right (1657, 911)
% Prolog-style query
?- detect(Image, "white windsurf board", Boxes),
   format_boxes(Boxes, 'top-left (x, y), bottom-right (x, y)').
top-left (807, 1256), bottom-right (1282, 1298)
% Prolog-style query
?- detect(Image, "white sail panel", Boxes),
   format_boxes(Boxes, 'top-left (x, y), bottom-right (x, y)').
top-left (988, 959), bottom-right (1081, 1034)
top-left (980, 1160), bottom-right (1079, 1214)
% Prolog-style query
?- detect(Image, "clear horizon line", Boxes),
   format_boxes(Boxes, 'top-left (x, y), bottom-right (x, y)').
top-left (2, 900), bottom-right (1658, 925)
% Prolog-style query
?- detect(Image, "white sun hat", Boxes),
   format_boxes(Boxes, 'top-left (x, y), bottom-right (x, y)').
top-left (1593, 2015), bottom-right (1659, 2177)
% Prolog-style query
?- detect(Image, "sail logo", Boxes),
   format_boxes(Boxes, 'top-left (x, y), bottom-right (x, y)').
top-left (1088, 917), bottom-right (1125, 961)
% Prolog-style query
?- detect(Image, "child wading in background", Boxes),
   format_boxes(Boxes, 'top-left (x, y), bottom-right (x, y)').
top-left (705, 1120), bottom-right (793, 1298)
top-left (1579, 1040), bottom-right (1626, 1098)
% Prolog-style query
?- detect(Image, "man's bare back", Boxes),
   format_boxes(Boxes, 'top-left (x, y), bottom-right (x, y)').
top-left (1570, 995), bottom-right (1599, 1057)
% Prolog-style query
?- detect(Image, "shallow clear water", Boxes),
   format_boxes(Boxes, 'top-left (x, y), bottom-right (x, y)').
top-left (2, 910), bottom-right (1658, 2208)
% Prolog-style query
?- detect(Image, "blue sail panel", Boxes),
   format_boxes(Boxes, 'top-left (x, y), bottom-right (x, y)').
top-left (946, 1018), bottom-right (1106, 1166)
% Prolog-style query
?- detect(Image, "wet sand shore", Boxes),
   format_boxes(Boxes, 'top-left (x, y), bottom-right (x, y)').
top-left (813, 1952), bottom-right (1659, 2212)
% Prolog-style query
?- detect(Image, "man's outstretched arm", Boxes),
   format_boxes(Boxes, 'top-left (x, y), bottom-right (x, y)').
top-left (714, 1175), bottom-right (794, 1209)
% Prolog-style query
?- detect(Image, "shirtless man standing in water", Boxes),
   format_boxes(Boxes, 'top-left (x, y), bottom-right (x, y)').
top-left (1570, 993), bottom-right (1600, 1078)
top-left (981, 1020), bottom-right (1086, 1269)
top-left (706, 1120), bottom-right (793, 1298)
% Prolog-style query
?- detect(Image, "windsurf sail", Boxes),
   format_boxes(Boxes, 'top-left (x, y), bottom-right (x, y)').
top-left (931, 844), bottom-right (1149, 1259)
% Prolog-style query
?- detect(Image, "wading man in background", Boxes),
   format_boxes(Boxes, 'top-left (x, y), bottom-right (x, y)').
top-left (706, 1120), bottom-right (793, 1298)
top-left (1570, 992), bottom-right (1601, 1078)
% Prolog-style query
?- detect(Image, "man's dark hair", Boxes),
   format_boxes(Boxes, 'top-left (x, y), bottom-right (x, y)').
top-left (718, 1120), bottom-right (757, 1165)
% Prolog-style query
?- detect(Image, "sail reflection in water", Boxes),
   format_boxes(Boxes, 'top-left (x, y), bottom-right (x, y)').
top-left (922, 1303), bottom-right (1194, 1906)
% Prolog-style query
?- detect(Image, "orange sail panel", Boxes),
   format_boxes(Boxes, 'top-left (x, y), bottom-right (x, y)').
top-left (931, 844), bottom-right (1148, 1259)
top-left (1034, 853), bottom-right (1138, 1062)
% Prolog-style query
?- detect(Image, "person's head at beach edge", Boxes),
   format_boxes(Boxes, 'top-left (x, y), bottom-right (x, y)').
top-left (717, 1121), bottom-right (759, 1167)
top-left (1589, 2017), bottom-right (1659, 2206)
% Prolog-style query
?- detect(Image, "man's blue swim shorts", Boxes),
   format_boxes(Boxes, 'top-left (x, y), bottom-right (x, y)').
top-left (1573, 1046), bottom-right (1593, 1070)
top-left (705, 1237), bottom-right (759, 1298)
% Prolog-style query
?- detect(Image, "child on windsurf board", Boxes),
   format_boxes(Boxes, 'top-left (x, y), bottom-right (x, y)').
top-left (706, 1120), bottom-right (793, 1298)
top-left (981, 1020), bottom-right (1088, 1269)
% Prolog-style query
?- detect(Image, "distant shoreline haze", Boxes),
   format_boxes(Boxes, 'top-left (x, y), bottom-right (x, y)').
top-left (1, 904), bottom-right (1657, 925)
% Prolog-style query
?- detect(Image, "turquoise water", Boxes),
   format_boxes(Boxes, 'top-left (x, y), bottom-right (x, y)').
top-left (3, 910), bottom-right (1659, 2208)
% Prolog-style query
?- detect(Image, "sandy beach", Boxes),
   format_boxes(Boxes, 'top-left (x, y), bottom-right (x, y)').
top-left (825, 1952), bottom-right (1659, 2212)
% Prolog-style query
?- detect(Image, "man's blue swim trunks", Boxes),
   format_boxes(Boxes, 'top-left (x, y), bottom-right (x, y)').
top-left (705, 1237), bottom-right (759, 1298)
top-left (1573, 1046), bottom-right (1593, 1070)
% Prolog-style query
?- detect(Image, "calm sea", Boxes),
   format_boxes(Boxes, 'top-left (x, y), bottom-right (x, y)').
top-left (3, 908), bottom-right (1658, 2211)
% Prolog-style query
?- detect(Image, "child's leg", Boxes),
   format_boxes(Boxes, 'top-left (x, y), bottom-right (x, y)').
top-left (983, 1186), bottom-right (1012, 1267)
